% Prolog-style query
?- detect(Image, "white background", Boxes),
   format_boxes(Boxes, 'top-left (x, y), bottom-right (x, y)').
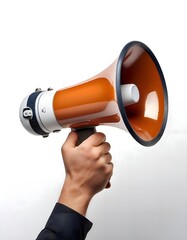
top-left (0, 1), bottom-right (187, 239)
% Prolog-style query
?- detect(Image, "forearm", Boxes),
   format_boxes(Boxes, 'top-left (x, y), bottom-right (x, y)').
top-left (58, 177), bottom-right (93, 216)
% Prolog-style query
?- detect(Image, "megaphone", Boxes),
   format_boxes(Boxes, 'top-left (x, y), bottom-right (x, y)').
top-left (19, 41), bottom-right (168, 146)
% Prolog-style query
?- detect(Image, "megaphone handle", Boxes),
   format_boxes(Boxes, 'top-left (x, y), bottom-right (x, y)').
top-left (73, 127), bottom-right (96, 146)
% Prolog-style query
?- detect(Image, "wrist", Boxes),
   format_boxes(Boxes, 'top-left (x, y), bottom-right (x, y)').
top-left (58, 178), bottom-right (93, 216)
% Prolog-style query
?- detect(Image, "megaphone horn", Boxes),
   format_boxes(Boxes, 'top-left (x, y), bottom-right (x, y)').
top-left (19, 41), bottom-right (168, 146)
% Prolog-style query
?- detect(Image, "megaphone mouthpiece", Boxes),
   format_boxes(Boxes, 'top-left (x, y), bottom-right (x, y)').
top-left (121, 84), bottom-right (140, 107)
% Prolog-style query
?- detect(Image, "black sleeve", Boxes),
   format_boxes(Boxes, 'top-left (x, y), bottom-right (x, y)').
top-left (36, 203), bottom-right (93, 240)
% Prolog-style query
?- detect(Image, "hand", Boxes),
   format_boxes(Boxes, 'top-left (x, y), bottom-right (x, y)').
top-left (58, 131), bottom-right (113, 216)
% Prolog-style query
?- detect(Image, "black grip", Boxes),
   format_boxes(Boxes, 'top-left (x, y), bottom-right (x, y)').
top-left (73, 127), bottom-right (96, 146)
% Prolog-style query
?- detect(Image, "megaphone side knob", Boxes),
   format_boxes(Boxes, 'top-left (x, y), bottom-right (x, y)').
top-left (23, 107), bottom-right (33, 119)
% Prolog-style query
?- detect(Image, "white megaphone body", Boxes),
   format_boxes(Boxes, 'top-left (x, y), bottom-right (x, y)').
top-left (19, 41), bottom-right (168, 146)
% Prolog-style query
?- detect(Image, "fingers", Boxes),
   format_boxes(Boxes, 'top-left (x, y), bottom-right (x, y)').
top-left (104, 152), bottom-right (113, 181)
top-left (63, 132), bottom-right (111, 158)
top-left (105, 181), bottom-right (111, 189)
top-left (81, 132), bottom-right (110, 154)
top-left (85, 132), bottom-right (106, 147)
top-left (99, 142), bottom-right (111, 155)
top-left (100, 152), bottom-right (112, 164)
top-left (105, 161), bottom-right (113, 189)
top-left (63, 130), bottom-right (113, 167)
top-left (104, 161), bottom-right (113, 190)
top-left (62, 131), bottom-right (78, 149)
top-left (99, 152), bottom-right (113, 175)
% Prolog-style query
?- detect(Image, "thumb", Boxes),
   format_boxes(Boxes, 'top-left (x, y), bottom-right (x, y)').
top-left (63, 131), bottom-right (78, 148)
